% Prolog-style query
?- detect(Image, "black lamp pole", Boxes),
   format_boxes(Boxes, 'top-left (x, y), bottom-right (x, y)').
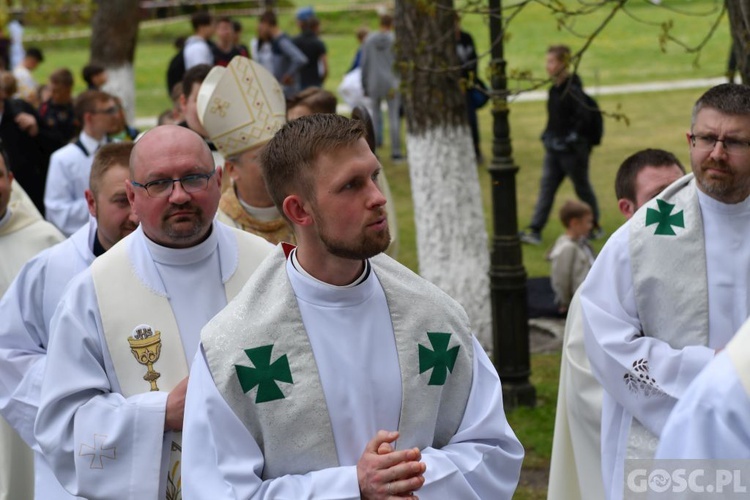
top-left (487, 0), bottom-right (536, 409)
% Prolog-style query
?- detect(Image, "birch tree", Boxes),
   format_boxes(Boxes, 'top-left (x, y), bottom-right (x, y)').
top-left (394, 0), bottom-right (492, 352)
top-left (727, 0), bottom-right (750, 82)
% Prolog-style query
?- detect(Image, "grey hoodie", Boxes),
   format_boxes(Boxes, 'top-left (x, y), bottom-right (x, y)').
top-left (360, 31), bottom-right (399, 99)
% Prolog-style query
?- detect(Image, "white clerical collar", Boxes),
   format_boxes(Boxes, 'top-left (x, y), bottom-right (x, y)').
top-left (290, 248), bottom-right (370, 287)
top-left (143, 226), bottom-right (218, 266)
top-left (697, 188), bottom-right (750, 215)
top-left (0, 206), bottom-right (11, 229)
top-left (238, 196), bottom-right (281, 222)
top-left (287, 250), bottom-right (375, 307)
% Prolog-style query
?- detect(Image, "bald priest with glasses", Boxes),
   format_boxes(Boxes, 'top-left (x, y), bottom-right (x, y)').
top-left (581, 83), bottom-right (750, 500)
top-left (35, 125), bottom-right (273, 500)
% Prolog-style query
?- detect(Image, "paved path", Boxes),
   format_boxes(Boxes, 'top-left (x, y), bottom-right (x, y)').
top-left (529, 318), bottom-right (565, 354)
top-left (511, 76), bottom-right (728, 102)
top-left (133, 76), bottom-right (730, 129)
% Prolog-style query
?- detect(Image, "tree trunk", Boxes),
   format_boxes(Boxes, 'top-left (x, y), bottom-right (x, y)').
top-left (726, 0), bottom-right (750, 83)
top-left (90, 0), bottom-right (140, 123)
top-left (394, 0), bottom-right (492, 352)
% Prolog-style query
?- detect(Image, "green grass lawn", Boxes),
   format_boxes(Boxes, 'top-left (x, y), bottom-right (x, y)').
top-left (508, 352), bottom-right (562, 499)
top-left (26, 0), bottom-right (730, 117)
top-left (19, 3), bottom-right (730, 497)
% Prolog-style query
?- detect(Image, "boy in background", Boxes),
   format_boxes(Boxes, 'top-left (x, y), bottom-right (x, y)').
top-left (549, 199), bottom-right (595, 314)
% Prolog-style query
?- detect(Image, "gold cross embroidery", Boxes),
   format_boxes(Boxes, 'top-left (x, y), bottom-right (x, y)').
top-left (210, 97), bottom-right (230, 117)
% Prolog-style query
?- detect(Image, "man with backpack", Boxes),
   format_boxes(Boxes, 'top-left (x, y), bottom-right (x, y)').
top-left (520, 44), bottom-right (602, 245)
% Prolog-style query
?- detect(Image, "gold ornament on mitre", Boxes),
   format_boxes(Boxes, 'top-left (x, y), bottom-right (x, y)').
top-left (128, 324), bottom-right (162, 391)
top-left (197, 55), bottom-right (287, 158)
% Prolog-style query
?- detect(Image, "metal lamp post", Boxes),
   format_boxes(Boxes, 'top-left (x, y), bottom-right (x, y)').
top-left (487, 0), bottom-right (536, 409)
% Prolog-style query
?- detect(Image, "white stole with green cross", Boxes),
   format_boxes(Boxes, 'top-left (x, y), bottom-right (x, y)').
top-left (626, 174), bottom-right (708, 460)
top-left (202, 245), bottom-right (475, 479)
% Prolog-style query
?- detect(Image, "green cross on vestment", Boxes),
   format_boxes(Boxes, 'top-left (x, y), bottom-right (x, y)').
top-left (235, 345), bottom-right (293, 403)
top-left (645, 199), bottom-right (685, 236)
top-left (418, 332), bottom-right (460, 386)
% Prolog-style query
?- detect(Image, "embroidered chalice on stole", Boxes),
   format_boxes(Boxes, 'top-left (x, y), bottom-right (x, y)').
top-left (128, 325), bottom-right (162, 391)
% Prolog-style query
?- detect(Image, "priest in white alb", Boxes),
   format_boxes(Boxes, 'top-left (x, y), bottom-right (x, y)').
top-left (0, 143), bottom-right (138, 499)
top-left (181, 114), bottom-right (524, 499)
top-left (581, 83), bottom-right (750, 499)
top-left (0, 147), bottom-right (63, 500)
top-left (44, 90), bottom-right (119, 236)
top-left (35, 126), bottom-right (272, 500)
top-left (548, 148), bottom-right (685, 500)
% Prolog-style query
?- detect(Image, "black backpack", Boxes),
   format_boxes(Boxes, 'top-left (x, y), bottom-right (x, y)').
top-left (580, 91), bottom-right (604, 147)
top-left (166, 48), bottom-right (185, 96)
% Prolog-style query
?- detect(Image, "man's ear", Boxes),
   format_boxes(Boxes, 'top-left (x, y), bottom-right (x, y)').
top-left (214, 165), bottom-right (223, 188)
top-left (84, 189), bottom-right (97, 218)
top-left (282, 194), bottom-right (313, 227)
top-left (618, 198), bottom-right (635, 220)
top-left (125, 178), bottom-right (136, 206)
top-left (223, 161), bottom-right (240, 182)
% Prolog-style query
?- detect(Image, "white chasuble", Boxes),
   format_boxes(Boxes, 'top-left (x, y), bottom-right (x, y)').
top-left (548, 292), bottom-right (605, 500)
top-left (0, 206), bottom-right (64, 294)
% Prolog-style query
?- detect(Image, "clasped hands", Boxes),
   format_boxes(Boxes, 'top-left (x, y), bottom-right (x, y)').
top-left (358, 430), bottom-right (426, 500)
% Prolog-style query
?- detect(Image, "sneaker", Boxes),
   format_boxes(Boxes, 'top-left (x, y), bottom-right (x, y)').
top-left (391, 154), bottom-right (405, 164)
top-left (519, 229), bottom-right (541, 245)
top-left (589, 226), bottom-right (606, 240)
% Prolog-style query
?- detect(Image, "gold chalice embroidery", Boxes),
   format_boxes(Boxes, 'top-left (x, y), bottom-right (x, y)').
top-left (128, 326), bottom-right (162, 391)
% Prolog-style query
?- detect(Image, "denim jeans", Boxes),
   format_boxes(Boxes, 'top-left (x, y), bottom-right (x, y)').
top-left (370, 93), bottom-right (402, 158)
top-left (528, 145), bottom-right (600, 233)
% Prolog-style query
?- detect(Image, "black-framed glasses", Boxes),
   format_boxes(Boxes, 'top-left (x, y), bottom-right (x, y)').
top-left (689, 134), bottom-right (750, 155)
top-left (131, 169), bottom-right (216, 198)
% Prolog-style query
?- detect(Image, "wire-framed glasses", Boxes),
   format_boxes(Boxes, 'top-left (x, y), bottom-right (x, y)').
top-left (689, 134), bottom-right (750, 155)
top-left (131, 169), bottom-right (216, 198)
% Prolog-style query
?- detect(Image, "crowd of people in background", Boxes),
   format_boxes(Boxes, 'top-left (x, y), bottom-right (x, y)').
top-left (161, 8), bottom-right (481, 165)
top-left (0, 7), bottom-right (486, 240)
top-left (0, 22), bottom-right (139, 228)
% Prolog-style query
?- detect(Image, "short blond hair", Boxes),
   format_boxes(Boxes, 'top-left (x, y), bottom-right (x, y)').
top-left (90, 143), bottom-right (134, 196)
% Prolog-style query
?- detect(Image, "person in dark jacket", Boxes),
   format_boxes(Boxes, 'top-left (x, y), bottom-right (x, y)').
top-left (0, 72), bottom-right (56, 215)
top-left (455, 16), bottom-right (482, 164)
top-left (520, 45), bottom-right (601, 245)
top-left (292, 8), bottom-right (327, 90)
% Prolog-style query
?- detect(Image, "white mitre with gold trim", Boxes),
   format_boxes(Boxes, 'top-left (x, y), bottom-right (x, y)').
top-left (197, 56), bottom-right (286, 158)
